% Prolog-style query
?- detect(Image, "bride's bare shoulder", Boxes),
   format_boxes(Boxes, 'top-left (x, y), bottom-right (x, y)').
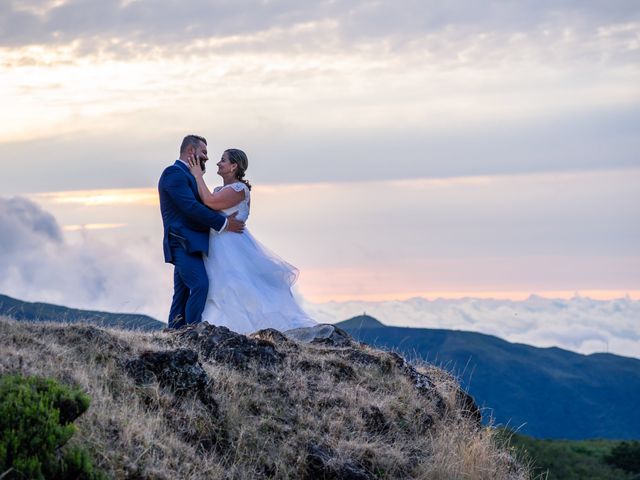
top-left (220, 182), bottom-right (249, 194)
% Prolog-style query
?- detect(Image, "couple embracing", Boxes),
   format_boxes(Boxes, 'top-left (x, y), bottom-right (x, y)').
top-left (158, 134), bottom-right (316, 333)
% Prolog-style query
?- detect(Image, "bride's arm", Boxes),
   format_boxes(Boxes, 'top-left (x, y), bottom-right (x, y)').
top-left (187, 157), bottom-right (245, 210)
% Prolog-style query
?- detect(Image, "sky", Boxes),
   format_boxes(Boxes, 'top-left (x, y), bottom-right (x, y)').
top-left (1, 1), bottom-right (639, 356)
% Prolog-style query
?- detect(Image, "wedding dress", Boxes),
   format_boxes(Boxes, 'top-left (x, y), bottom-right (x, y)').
top-left (201, 182), bottom-right (317, 334)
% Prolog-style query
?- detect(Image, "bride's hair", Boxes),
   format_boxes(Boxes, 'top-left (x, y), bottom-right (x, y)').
top-left (225, 148), bottom-right (252, 191)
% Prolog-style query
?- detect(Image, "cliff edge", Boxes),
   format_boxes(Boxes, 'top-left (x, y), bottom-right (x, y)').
top-left (0, 318), bottom-right (527, 479)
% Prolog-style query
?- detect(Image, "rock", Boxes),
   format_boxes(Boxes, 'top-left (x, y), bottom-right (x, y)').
top-left (293, 356), bottom-right (360, 382)
top-left (296, 359), bottom-right (323, 373)
top-left (325, 359), bottom-right (356, 381)
top-left (383, 352), bottom-right (449, 415)
top-left (125, 348), bottom-right (217, 411)
top-left (318, 347), bottom-right (385, 368)
top-left (305, 443), bottom-right (373, 480)
top-left (174, 323), bottom-right (283, 368)
top-left (284, 324), bottom-right (354, 347)
top-left (126, 348), bottom-right (206, 392)
top-left (56, 396), bottom-right (88, 425)
top-left (384, 352), bottom-right (481, 424)
top-left (455, 388), bottom-right (482, 425)
top-left (250, 328), bottom-right (298, 350)
top-left (360, 405), bottom-right (390, 436)
top-left (385, 351), bottom-right (436, 392)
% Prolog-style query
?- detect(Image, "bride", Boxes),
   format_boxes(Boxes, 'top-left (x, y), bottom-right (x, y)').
top-left (186, 148), bottom-right (316, 334)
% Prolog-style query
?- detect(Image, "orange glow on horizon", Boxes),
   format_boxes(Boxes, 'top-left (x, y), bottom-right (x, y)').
top-left (63, 223), bottom-right (127, 231)
top-left (34, 189), bottom-right (159, 206)
top-left (303, 290), bottom-right (640, 303)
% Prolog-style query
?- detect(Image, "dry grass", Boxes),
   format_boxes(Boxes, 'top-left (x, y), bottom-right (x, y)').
top-left (0, 317), bottom-right (529, 479)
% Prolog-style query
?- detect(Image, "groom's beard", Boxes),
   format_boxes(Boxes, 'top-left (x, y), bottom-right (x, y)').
top-left (198, 157), bottom-right (206, 173)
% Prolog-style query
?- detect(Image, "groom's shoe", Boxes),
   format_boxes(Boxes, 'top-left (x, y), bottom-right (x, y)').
top-left (167, 314), bottom-right (185, 330)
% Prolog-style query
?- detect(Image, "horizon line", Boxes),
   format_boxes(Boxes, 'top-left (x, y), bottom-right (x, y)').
top-left (305, 290), bottom-right (640, 303)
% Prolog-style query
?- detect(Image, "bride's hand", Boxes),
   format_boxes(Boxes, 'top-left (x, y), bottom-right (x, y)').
top-left (187, 156), bottom-right (204, 177)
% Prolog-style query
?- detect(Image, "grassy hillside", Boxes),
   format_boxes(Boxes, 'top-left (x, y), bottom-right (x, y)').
top-left (503, 432), bottom-right (639, 480)
top-left (0, 293), bottom-right (163, 331)
top-left (0, 318), bottom-right (528, 479)
top-left (337, 316), bottom-right (640, 440)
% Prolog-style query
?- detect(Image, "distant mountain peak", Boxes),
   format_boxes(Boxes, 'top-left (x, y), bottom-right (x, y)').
top-left (335, 314), bottom-right (386, 329)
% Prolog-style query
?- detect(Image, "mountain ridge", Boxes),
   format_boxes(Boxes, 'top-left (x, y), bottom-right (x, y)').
top-left (0, 293), bottom-right (163, 331)
top-left (335, 316), bottom-right (640, 440)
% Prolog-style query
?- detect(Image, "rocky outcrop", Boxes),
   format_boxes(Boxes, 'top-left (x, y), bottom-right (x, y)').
top-left (305, 443), bottom-right (373, 480)
top-left (284, 324), bottom-right (354, 347)
top-left (0, 318), bottom-right (515, 480)
top-left (124, 347), bottom-right (226, 452)
top-left (250, 328), bottom-right (298, 349)
top-left (125, 348), bottom-right (217, 411)
top-left (172, 322), bottom-right (283, 368)
top-left (284, 325), bottom-right (481, 424)
top-left (360, 405), bottom-right (391, 436)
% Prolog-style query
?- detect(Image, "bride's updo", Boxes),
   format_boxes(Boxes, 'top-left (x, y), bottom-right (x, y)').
top-left (225, 148), bottom-right (252, 191)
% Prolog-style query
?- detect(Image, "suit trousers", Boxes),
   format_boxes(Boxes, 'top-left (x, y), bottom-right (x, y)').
top-left (168, 245), bottom-right (209, 329)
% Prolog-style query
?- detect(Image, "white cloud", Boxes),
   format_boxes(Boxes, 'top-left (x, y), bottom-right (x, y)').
top-left (2, 194), bottom-right (639, 359)
top-left (304, 295), bottom-right (640, 358)
top-left (0, 196), bottom-right (171, 320)
top-left (2, 0), bottom-right (638, 60)
top-left (16, 169), bottom-right (640, 305)
top-left (1, 1), bottom-right (638, 192)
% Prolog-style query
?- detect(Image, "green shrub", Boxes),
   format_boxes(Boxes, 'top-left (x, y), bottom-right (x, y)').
top-left (0, 375), bottom-right (103, 480)
top-left (606, 440), bottom-right (640, 474)
top-left (500, 429), bottom-right (634, 480)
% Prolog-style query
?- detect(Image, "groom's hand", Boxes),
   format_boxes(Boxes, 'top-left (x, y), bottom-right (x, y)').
top-left (226, 212), bottom-right (245, 233)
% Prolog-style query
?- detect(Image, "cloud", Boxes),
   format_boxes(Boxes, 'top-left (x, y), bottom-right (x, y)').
top-left (36, 189), bottom-right (159, 206)
top-left (1, 0), bottom-right (638, 65)
top-left (1, 2), bottom-right (638, 189)
top-left (9, 169), bottom-right (640, 309)
top-left (0, 196), bottom-right (62, 250)
top-left (1, 106), bottom-right (639, 195)
top-left (1, 194), bottom-right (639, 359)
top-left (0, 196), bottom-right (170, 320)
top-left (304, 295), bottom-right (640, 358)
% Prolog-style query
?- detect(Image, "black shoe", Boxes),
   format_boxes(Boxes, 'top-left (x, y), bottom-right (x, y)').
top-left (167, 314), bottom-right (185, 330)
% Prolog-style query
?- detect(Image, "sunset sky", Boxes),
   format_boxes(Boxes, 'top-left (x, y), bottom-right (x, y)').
top-left (1, 1), bottom-right (639, 355)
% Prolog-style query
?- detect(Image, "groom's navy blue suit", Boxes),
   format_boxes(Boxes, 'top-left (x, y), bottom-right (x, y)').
top-left (158, 160), bottom-right (226, 328)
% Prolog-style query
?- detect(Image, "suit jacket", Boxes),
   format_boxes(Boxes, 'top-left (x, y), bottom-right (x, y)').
top-left (158, 160), bottom-right (226, 263)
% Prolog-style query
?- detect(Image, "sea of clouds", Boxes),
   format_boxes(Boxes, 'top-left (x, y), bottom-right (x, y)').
top-left (1, 196), bottom-right (638, 359)
top-left (304, 296), bottom-right (640, 359)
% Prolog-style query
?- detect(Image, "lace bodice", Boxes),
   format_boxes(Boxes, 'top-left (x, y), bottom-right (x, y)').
top-left (213, 182), bottom-right (251, 222)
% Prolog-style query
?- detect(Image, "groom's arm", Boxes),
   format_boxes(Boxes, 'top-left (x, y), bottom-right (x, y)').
top-left (162, 168), bottom-right (227, 231)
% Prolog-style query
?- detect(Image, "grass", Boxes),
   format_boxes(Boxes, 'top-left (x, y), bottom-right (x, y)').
top-left (499, 430), bottom-right (637, 480)
top-left (0, 317), bottom-right (528, 479)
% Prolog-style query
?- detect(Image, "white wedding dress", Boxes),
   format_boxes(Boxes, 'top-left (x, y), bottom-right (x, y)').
top-left (201, 182), bottom-right (317, 334)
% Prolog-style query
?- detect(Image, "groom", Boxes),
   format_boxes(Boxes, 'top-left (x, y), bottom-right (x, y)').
top-left (159, 134), bottom-right (244, 329)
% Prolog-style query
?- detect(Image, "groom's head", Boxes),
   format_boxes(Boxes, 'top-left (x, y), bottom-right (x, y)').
top-left (180, 134), bottom-right (208, 171)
